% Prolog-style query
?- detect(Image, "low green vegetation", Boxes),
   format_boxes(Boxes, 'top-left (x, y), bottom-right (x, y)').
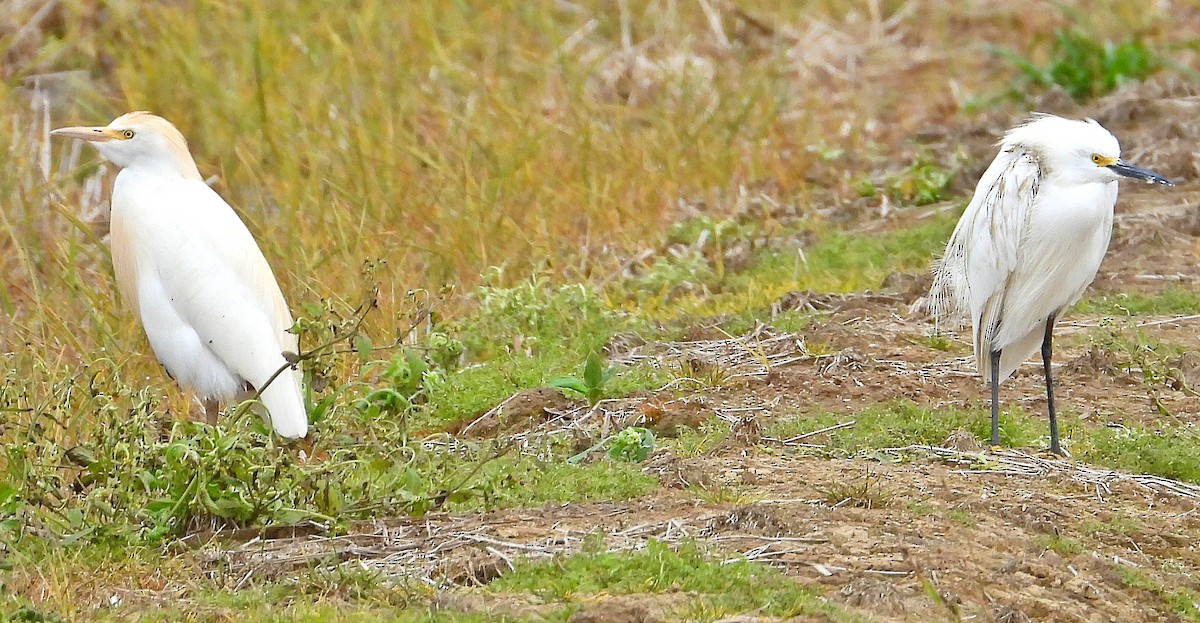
top-left (623, 210), bottom-right (961, 322)
top-left (767, 398), bottom-right (1200, 485)
top-left (1077, 288), bottom-right (1200, 316)
top-left (1115, 567), bottom-right (1200, 622)
top-left (857, 153), bottom-right (958, 206)
top-left (490, 540), bottom-right (851, 621)
top-left (1035, 534), bottom-right (1085, 557)
top-left (999, 20), bottom-right (1163, 102)
top-left (946, 509), bottom-right (977, 527)
top-left (767, 401), bottom-right (1047, 455)
top-left (1075, 426), bottom-right (1200, 483)
top-left (821, 468), bottom-right (892, 509)
top-left (1080, 512), bottom-right (1143, 538)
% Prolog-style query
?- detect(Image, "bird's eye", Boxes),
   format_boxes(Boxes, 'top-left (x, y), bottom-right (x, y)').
top-left (1091, 153), bottom-right (1103, 164)
top-left (120, 129), bottom-right (135, 139)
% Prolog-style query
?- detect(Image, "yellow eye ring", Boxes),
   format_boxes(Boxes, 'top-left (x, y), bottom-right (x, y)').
top-left (121, 129), bottom-right (135, 139)
top-left (1091, 153), bottom-right (1103, 164)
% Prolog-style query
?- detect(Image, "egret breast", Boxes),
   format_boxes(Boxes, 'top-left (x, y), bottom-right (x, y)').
top-left (991, 179), bottom-right (1116, 350)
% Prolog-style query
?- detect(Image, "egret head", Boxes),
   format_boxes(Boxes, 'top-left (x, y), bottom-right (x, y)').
top-left (51, 112), bottom-right (202, 181)
top-left (1003, 114), bottom-right (1172, 187)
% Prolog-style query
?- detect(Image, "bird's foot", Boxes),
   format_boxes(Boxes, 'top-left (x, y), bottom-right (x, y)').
top-left (1034, 446), bottom-right (1070, 460)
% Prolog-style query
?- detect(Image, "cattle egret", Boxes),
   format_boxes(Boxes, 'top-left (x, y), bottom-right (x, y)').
top-left (52, 112), bottom-right (308, 439)
top-left (930, 114), bottom-right (1172, 455)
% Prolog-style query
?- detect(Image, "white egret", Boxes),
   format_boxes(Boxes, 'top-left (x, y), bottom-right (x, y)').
top-left (930, 114), bottom-right (1172, 455)
top-left (52, 112), bottom-right (308, 439)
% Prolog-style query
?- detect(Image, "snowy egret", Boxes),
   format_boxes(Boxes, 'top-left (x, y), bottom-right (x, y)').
top-left (930, 114), bottom-right (1172, 455)
top-left (52, 112), bottom-right (308, 439)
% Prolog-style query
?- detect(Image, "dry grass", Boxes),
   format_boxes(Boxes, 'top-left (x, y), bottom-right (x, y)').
top-left (2, 1), bottom-right (1190, 417)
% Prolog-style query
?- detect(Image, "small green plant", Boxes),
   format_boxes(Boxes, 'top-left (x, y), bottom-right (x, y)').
top-left (672, 417), bottom-right (731, 458)
top-left (469, 271), bottom-right (613, 357)
top-left (1035, 534), bottom-right (1084, 557)
top-left (947, 509), bottom-right (977, 527)
top-left (606, 427), bottom-right (656, 462)
top-left (568, 426), bottom-right (657, 465)
top-left (674, 357), bottom-right (732, 388)
top-left (999, 27), bottom-right (1160, 102)
top-left (357, 349), bottom-right (430, 420)
top-left (0, 482), bottom-right (24, 535)
top-left (549, 351), bottom-right (615, 407)
top-left (915, 332), bottom-right (956, 352)
top-left (887, 155), bottom-right (953, 206)
top-left (821, 468), bottom-right (891, 509)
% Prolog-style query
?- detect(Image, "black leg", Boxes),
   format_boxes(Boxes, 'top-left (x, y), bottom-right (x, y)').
top-left (990, 348), bottom-right (1002, 447)
top-left (1041, 314), bottom-right (1062, 455)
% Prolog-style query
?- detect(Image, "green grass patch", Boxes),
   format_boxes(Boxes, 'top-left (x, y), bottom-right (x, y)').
top-left (92, 606), bottom-right (505, 623)
top-left (1076, 288), bottom-right (1200, 316)
top-left (623, 211), bottom-right (960, 323)
top-left (947, 509), bottom-right (977, 527)
top-left (478, 459), bottom-right (659, 507)
top-left (1080, 512), bottom-right (1143, 537)
top-left (1034, 534), bottom-right (1084, 557)
top-left (670, 416), bottom-right (732, 458)
top-left (0, 401), bottom-right (657, 548)
top-left (999, 24), bottom-right (1162, 102)
top-left (1115, 567), bottom-right (1200, 622)
top-left (770, 399), bottom-right (1200, 483)
top-left (735, 214), bottom-right (958, 297)
top-left (767, 400), bottom-right (1046, 454)
top-left (490, 540), bottom-right (852, 621)
top-left (1074, 426), bottom-right (1200, 484)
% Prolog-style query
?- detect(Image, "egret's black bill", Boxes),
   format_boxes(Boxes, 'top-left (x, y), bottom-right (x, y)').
top-left (1108, 160), bottom-right (1174, 186)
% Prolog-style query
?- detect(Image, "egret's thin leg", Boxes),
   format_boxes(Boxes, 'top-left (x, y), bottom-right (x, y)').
top-left (990, 349), bottom-right (1002, 447)
top-left (203, 398), bottom-right (220, 425)
top-left (1041, 314), bottom-right (1062, 455)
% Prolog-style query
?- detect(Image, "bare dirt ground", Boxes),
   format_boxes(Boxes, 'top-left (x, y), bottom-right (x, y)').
top-left (193, 83), bottom-right (1200, 622)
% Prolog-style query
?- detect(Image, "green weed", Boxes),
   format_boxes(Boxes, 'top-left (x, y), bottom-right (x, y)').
top-left (999, 27), bottom-right (1161, 101)
top-left (1034, 534), bottom-right (1084, 557)
top-left (628, 211), bottom-right (960, 322)
top-left (548, 351), bottom-right (615, 407)
top-left (947, 509), bottom-right (977, 527)
top-left (567, 426), bottom-right (657, 465)
top-left (821, 468), bottom-right (891, 509)
top-left (886, 155), bottom-right (955, 206)
top-left (673, 357), bottom-right (734, 389)
top-left (605, 427), bottom-right (657, 463)
top-left (915, 332), bottom-right (957, 352)
top-left (671, 417), bottom-right (731, 458)
top-left (466, 273), bottom-right (616, 359)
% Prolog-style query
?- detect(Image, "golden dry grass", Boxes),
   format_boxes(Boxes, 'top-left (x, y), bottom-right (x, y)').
top-left (0, 0), bottom-right (1190, 465)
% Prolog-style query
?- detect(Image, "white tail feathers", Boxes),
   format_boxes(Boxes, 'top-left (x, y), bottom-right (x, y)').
top-left (257, 363), bottom-right (308, 438)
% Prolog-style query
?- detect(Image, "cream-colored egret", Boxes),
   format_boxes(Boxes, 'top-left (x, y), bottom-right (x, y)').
top-left (52, 112), bottom-right (307, 439)
top-left (931, 114), bottom-right (1172, 455)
